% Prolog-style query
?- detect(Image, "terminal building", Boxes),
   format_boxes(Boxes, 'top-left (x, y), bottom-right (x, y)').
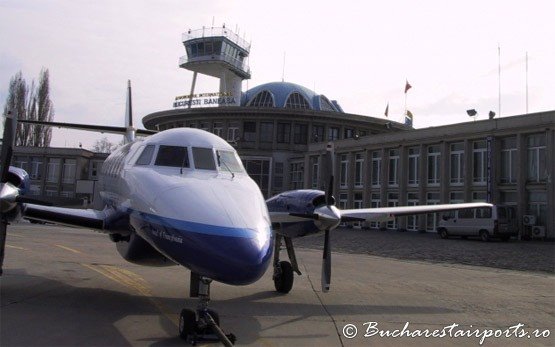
top-left (8, 25), bottom-right (555, 239)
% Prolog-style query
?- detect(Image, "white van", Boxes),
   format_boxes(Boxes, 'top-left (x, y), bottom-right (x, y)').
top-left (437, 205), bottom-right (518, 241)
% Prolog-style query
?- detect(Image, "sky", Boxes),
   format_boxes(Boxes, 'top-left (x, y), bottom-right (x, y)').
top-left (1, 0), bottom-right (554, 149)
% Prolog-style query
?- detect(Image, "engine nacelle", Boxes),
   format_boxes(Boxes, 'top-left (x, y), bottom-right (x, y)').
top-left (266, 189), bottom-right (329, 238)
top-left (115, 232), bottom-right (176, 267)
top-left (0, 167), bottom-right (30, 220)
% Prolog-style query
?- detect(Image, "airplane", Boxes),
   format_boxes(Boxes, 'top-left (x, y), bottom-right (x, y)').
top-left (0, 81), bottom-right (492, 346)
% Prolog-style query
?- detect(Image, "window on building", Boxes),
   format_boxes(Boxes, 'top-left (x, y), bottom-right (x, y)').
top-left (227, 122), bottom-right (240, 142)
top-left (426, 192), bottom-right (440, 231)
top-left (500, 137), bottom-right (517, 184)
top-left (354, 153), bottom-right (364, 188)
top-left (353, 192), bottom-right (364, 228)
top-left (213, 122), bottom-right (224, 138)
top-left (408, 147), bottom-right (419, 186)
top-left (289, 162), bottom-right (304, 189)
top-left (344, 128), bottom-right (354, 139)
top-left (427, 145), bottom-right (440, 185)
top-left (310, 156), bottom-right (319, 189)
top-left (199, 122), bottom-right (210, 132)
top-left (46, 158), bottom-right (61, 183)
top-left (473, 140), bottom-right (487, 184)
top-left (340, 154), bottom-right (349, 188)
top-left (30, 157), bottom-right (43, 180)
top-left (472, 191), bottom-right (486, 202)
top-left (293, 123), bottom-right (308, 144)
top-left (243, 121), bottom-right (257, 142)
top-left (319, 96), bottom-right (336, 112)
top-left (387, 193), bottom-right (399, 229)
top-left (62, 159), bottom-right (76, 184)
top-left (249, 90), bottom-right (274, 107)
top-left (528, 191), bottom-right (547, 226)
top-left (370, 193), bottom-right (381, 229)
top-left (371, 151), bottom-right (381, 187)
top-left (450, 142), bottom-right (464, 185)
top-left (273, 162), bottom-right (284, 192)
top-left (500, 191), bottom-right (517, 206)
top-left (277, 123), bottom-right (291, 144)
top-left (260, 122), bottom-right (274, 143)
top-left (407, 192), bottom-right (419, 231)
top-left (339, 193), bottom-right (348, 210)
top-left (243, 159), bottom-right (270, 197)
top-left (285, 92), bottom-right (310, 109)
top-left (388, 149), bottom-right (399, 186)
top-left (14, 158), bottom-right (27, 171)
top-left (328, 127), bottom-right (339, 141)
top-left (527, 134), bottom-right (546, 183)
top-left (312, 124), bottom-right (325, 143)
top-left (450, 191), bottom-right (464, 203)
top-left (29, 184), bottom-right (41, 196)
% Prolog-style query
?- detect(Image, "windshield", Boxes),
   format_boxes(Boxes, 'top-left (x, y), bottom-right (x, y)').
top-left (155, 145), bottom-right (189, 168)
top-left (192, 147), bottom-right (216, 170)
top-left (217, 150), bottom-right (245, 173)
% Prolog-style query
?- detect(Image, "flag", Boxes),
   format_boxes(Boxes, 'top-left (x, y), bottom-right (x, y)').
top-left (405, 80), bottom-right (412, 93)
top-left (384, 102), bottom-right (389, 118)
top-left (405, 110), bottom-right (413, 127)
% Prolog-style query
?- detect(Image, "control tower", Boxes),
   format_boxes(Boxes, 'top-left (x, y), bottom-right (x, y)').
top-left (179, 26), bottom-right (251, 107)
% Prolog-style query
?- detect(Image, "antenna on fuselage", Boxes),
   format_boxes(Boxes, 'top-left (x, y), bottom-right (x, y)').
top-left (124, 80), bottom-right (136, 143)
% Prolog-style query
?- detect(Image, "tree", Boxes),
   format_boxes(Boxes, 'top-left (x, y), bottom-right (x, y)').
top-left (92, 137), bottom-right (117, 153)
top-left (2, 69), bottom-right (54, 147)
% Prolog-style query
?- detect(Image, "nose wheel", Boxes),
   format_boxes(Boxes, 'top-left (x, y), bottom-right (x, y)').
top-left (180, 275), bottom-right (236, 346)
top-left (272, 234), bottom-right (301, 294)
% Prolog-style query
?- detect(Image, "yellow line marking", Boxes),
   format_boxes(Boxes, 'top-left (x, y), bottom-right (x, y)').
top-left (54, 244), bottom-right (83, 254)
top-left (6, 244), bottom-right (29, 251)
top-left (80, 263), bottom-right (178, 326)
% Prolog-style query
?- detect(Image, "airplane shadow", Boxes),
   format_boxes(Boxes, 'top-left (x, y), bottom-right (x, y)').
top-left (1, 269), bottom-right (459, 346)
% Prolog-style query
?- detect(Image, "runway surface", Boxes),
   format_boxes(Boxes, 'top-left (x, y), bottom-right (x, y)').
top-left (1, 222), bottom-right (554, 346)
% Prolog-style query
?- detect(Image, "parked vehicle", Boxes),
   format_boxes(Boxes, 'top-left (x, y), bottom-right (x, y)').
top-left (437, 205), bottom-right (518, 241)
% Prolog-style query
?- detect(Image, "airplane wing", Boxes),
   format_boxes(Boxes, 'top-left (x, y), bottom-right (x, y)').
top-left (340, 202), bottom-right (492, 223)
top-left (23, 204), bottom-right (107, 231)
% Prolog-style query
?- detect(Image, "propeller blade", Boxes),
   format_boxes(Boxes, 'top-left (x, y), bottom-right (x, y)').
top-left (325, 142), bottom-right (335, 206)
top-left (1, 111), bottom-right (16, 183)
top-left (321, 229), bottom-right (331, 292)
top-left (0, 220), bottom-right (7, 275)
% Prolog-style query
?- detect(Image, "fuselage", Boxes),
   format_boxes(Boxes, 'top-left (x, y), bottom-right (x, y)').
top-left (97, 128), bottom-right (273, 285)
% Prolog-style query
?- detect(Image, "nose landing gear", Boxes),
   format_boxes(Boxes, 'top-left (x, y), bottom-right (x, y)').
top-left (180, 273), bottom-right (236, 346)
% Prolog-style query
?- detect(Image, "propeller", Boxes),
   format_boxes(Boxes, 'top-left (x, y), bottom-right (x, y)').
top-left (1, 111), bottom-right (16, 275)
top-left (320, 142), bottom-right (337, 292)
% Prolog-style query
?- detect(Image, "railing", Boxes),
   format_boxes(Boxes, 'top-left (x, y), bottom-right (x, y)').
top-left (182, 27), bottom-right (251, 51)
top-left (179, 54), bottom-right (251, 76)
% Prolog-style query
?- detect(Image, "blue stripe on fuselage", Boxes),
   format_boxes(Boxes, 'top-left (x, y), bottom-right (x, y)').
top-left (127, 208), bottom-right (273, 285)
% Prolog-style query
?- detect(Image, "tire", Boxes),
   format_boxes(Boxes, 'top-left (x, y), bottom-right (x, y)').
top-left (179, 309), bottom-right (197, 340)
top-left (479, 230), bottom-right (490, 242)
top-left (438, 228), bottom-right (448, 239)
top-left (274, 261), bottom-right (294, 294)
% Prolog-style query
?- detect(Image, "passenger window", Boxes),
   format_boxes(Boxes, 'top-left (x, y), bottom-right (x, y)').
top-left (476, 207), bottom-right (492, 219)
top-left (458, 209), bottom-right (474, 219)
top-left (155, 145), bottom-right (189, 168)
top-left (136, 145), bottom-right (155, 165)
top-left (192, 147), bottom-right (216, 170)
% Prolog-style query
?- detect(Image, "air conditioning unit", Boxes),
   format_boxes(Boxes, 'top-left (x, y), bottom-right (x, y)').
top-left (531, 226), bottom-right (546, 238)
top-left (523, 215), bottom-right (536, 226)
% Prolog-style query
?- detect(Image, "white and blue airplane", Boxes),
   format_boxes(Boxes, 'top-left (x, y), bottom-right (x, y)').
top-left (0, 82), bottom-right (491, 346)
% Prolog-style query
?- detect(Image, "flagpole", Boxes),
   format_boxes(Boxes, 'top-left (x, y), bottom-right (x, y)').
top-left (498, 44), bottom-right (501, 117)
top-left (526, 51), bottom-right (529, 114)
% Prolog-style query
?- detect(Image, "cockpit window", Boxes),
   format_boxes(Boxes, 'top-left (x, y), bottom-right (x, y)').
top-left (135, 145), bottom-right (155, 165)
top-left (155, 145), bottom-right (189, 168)
top-left (216, 150), bottom-right (245, 173)
top-left (192, 147), bottom-right (216, 170)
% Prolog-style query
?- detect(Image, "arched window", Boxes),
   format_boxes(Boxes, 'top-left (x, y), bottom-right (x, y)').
top-left (249, 90), bottom-right (274, 107)
top-left (319, 96), bottom-right (336, 112)
top-left (285, 92), bottom-right (310, 109)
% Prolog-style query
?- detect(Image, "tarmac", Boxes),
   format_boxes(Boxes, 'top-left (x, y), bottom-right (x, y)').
top-left (1, 222), bottom-right (554, 346)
